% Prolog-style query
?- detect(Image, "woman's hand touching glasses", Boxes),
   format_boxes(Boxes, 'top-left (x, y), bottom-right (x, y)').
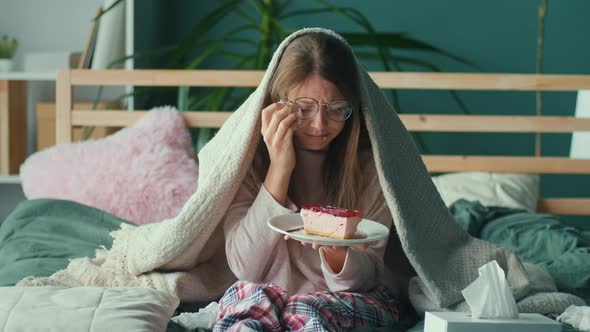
top-left (260, 102), bottom-right (299, 206)
top-left (261, 101), bottom-right (299, 173)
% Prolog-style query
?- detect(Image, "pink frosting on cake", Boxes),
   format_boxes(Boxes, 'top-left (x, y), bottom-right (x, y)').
top-left (300, 205), bottom-right (362, 239)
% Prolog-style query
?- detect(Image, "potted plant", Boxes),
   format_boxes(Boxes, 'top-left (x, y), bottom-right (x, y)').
top-left (98, 1), bottom-right (477, 151)
top-left (0, 35), bottom-right (18, 72)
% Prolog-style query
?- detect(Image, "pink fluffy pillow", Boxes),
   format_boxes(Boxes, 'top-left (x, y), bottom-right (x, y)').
top-left (20, 106), bottom-right (198, 225)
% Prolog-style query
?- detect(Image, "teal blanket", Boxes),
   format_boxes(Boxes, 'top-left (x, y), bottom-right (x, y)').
top-left (450, 199), bottom-right (590, 302)
top-left (0, 199), bottom-right (128, 286)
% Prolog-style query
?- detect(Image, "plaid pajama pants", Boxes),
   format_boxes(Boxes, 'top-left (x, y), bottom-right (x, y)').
top-left (213, 281), bottom-right (403, 332)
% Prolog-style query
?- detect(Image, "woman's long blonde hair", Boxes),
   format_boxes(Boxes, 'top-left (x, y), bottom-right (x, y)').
top-left (259, 32), bottom-right (367, 210)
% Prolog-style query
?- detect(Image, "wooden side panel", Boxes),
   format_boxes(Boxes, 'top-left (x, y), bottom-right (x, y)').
top-left (0, 80), bottom-right (27, 175)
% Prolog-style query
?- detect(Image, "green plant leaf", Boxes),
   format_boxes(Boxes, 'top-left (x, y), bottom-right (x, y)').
top-left (234, 6), bottom-right (259, 26)
top-left (167, 0), bottom-right (242, 68)
top-left (248, 0), bottom-right (265, 17)
top-left (255, 0), bottom-right (275, 69)
top-left (280, 7), bottom-right (337, 19)
top-left (212, 52), bottom-right (256, 65)
top-left (356, 52), bottom-right (438, 70)
top-left (0, 35), bottom-right (18, 58)
top-left (224, 38), bottom-right (259, 47)
top-left (356, 52), bottom-right (471, 115)
top-left (340, 32), bottom-right (478, 68)
top-left (183, 24), bottom-right (259, 70)
top-left (276, 0), bottom-right (291, 13)
top-left (106, 45), bottom-right (177, 68)
top-left (270, 17), bottom-right (288, 41)
top-left (188, 91), bottom-right (213, 110)
top-left (178, 86), bottom-right (190, 111)
top-left (310, 2), bottom-right (366, 27)
top-left (307, 2), bottom-right (393, 72)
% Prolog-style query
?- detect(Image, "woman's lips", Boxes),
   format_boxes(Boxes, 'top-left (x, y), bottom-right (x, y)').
top-left (306, 133), bottom-right (329, 138)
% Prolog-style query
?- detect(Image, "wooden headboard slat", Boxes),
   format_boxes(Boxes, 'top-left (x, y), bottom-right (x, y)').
top-left (67, 70), bottom-right (590, 91)
top-left (70, 70), bottom-right (264, 87)
top-left (72, 110), bottom-right (229, 128)
top-left (538, 199), bottom-right (590, 215)
top-left (401, 114), bottom-right (590, 133)
top-left (424, 156), bottom-right (590, 174)
top-left (370, 72), bottom-right (590, 90)
top-left (71, 111), bottom-right (590, 133)
top-left (56, 70), bottom-right (73, 144)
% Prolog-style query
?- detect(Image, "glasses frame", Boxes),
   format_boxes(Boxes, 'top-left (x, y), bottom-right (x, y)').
top-left (278, 97), bottom-right (352, 122)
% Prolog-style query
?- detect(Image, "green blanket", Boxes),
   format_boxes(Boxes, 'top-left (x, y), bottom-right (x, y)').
top-left (0, 199), bottom-right (128, 286)
top-left (450, 199), bottom-right (590, 302)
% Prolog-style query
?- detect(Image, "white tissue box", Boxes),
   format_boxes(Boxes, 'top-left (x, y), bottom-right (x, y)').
top-left (424, 311), bottom-right (561, 332)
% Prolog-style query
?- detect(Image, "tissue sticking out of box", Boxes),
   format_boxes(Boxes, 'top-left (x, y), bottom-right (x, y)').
top-left (461, 260), bottom-right (519, 319)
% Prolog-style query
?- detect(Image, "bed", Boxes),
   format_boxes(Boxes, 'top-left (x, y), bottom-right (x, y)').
top-left (1, 69), bottom-right (590, 331)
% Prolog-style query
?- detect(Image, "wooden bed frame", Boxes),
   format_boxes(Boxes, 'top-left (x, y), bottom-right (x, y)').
top-left (55, 69), bottom-right (590, 215)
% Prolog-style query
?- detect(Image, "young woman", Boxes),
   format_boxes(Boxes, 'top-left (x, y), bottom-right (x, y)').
top-left (214, 32), bottom-right (413, 331)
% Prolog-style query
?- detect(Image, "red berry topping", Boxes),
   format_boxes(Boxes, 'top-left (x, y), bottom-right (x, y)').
top-left (301, 205), bottom-right (361, 218)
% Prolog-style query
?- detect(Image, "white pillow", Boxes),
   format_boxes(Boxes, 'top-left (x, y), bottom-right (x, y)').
top-left (0, 286), bottom-right (179, 332)
top-left (431, 172), bottom-right (539, 212)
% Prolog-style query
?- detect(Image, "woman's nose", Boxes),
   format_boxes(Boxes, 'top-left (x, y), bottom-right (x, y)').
top-left (309, 106), bottom-right (328, 129)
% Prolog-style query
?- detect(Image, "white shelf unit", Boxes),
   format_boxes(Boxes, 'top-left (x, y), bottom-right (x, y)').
top-left (0, 1), bottom-right (134, 184)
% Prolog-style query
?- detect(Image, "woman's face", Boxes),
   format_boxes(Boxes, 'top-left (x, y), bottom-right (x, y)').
top-left (288, 74), bottom-right (347, 151)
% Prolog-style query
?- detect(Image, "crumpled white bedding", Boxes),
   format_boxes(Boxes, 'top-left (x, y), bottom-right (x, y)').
top-left (557, 305), bottom-right (590, 332)
top-left (171, 302), bottom-right (220, 331)
top-left (0, 286), bottom-right (179, 332)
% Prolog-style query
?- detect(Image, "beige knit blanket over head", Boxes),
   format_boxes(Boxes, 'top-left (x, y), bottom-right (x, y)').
top-left (19, 28), bottom-right (583, 314)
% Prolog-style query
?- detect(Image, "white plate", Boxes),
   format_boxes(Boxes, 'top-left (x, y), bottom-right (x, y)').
top-left (267, 213), bottom-right (389, 247)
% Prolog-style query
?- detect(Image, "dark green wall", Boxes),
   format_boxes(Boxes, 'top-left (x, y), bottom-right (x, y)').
top-left (135, 1), bottom-right (590, 225)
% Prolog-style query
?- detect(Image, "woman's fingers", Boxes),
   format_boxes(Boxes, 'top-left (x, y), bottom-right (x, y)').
top-left (284, 235), bottom-right (364, 251)
top-left (262, 102), bottom-right (289, 134)
top-left (261, 103), bottom-right (282, 132)
top-left (284, 117), bottom-right (299, 143)
top-left (274, 113), bottom-right (298, 144)
top-left (264, 103), bottom-right (290, 142)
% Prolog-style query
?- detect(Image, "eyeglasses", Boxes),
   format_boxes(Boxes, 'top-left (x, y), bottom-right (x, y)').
top-left (278, 97), bottom-right (352, 122)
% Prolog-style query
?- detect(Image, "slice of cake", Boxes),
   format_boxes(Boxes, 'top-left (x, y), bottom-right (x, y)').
top-left (300, 205), bottom-right (362, 239)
